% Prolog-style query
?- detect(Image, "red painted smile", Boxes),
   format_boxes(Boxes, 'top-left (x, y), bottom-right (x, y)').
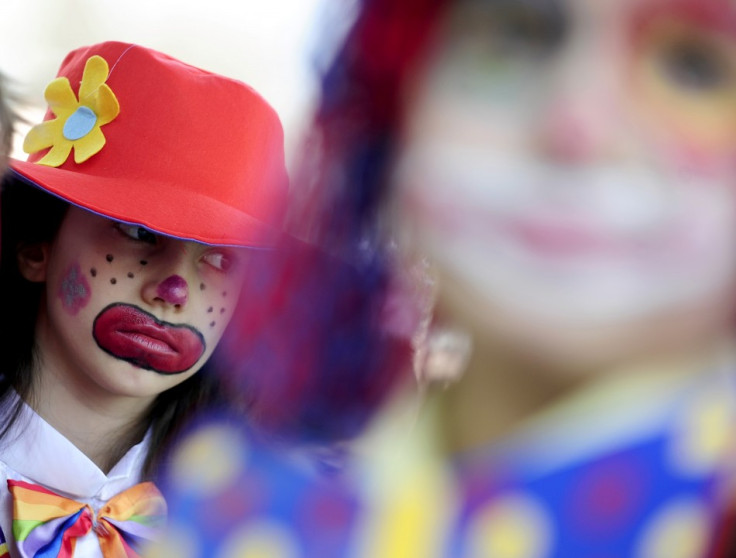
top-left (93, 303), bottom-right (206, 374)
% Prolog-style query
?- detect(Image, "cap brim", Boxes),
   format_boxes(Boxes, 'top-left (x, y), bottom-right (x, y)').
top-left (10, 160), bottom-right (281, 248)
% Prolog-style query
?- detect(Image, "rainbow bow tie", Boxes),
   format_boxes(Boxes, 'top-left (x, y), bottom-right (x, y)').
top-left (8, 479), bottom-right (166, 558)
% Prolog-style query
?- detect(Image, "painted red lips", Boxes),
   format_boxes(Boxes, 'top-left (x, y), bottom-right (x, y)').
top-left (93, 303), bottom-right (206, 374)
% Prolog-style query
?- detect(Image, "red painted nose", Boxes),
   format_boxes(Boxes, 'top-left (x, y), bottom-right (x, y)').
top-left (157, 275), bottom-right (188, 306)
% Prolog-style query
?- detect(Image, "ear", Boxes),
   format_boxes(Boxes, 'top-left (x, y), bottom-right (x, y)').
top-left (17, 242), bottom-right (50, 283)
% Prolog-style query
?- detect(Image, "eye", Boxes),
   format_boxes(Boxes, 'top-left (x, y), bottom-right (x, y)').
top-left (492, 4), bottom-right (566, 57)
top-left (450, 1), bottom-right (566, 58)
top-left (434, 0), bottom-right (567, 87)
top-left (657, 36), bottom-right (732, 92)
top-left (115, 223), bottom-right (159, 245)
top-left (202, 251), bottom-right (234, 272)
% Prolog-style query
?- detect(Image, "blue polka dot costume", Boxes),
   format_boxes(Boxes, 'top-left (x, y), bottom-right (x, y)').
top-left (149, 363), bottom-right (736, 558)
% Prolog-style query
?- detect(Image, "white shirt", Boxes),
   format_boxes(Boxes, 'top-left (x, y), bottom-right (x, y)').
top-left (0, 395), bottom-right (151, 558)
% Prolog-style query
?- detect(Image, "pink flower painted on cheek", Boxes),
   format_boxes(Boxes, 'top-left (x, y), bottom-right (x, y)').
top-left (58, 262), bottom-right (91, 315)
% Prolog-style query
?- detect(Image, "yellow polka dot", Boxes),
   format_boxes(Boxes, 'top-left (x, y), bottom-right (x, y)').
top-left (170, 423), bottom-right (248, 496)
top-left (635, 498), bottom-right (710, 558)
top-left (669, 387), bottom-right (736, 477)
top-left (351, 462), bottom-right (457, 558)
top-left (216, 520), bottom-right (300, 558)
top-left (464, 493), bottom-right (552, 558)
top-left (143, 521), bottom-right (201, 558)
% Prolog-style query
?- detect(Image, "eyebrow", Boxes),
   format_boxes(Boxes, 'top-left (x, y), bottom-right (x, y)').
top-left (631, 0), bottom-right (736, 38)
top-left (453, 0), bottom-right (568, 40)
top-left (463, 0), bottom-right (564, 16)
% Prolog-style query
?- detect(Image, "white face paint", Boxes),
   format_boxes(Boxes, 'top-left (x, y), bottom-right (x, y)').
top-left (390, 0), bottom-right (736, 368)
top-left (394, 140), bottom-right (736, 326)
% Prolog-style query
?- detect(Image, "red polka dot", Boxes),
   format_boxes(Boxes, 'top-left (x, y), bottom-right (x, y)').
top-left (566, 456), bottom-right (649, 536)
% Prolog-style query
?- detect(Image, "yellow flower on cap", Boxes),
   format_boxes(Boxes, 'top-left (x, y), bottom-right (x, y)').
top-left (24, 54), bottom-right (120, 166)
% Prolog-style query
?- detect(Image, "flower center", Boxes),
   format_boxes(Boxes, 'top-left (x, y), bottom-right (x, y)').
top-left (63, 106), bottom-right (98, 140)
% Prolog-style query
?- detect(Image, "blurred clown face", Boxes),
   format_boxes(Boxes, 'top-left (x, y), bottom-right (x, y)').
top-left (393, 0), bottom-right (736, 365)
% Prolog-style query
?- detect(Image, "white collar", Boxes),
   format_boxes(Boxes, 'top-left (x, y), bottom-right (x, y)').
top-left (0, 392), bottom-right (151, 500)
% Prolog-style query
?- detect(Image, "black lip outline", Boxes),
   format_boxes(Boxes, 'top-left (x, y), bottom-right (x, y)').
top-left (92, 302), bottom-right (206, 375)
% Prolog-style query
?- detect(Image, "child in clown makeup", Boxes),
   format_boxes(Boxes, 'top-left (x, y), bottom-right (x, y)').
top-left (155, 0), bottom-right (736, 556)
top-left (343, 0), bottom-right (736, 555)
top-left (0, 40), bottom-right (287, 558)
top-left (0, 178), bottom-right (244, 468)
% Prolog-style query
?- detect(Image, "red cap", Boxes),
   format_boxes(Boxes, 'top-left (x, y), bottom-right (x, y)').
top-left (10, 41), bottom-right (289, 247)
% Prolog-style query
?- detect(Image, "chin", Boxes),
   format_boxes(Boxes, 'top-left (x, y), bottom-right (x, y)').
top-left (97, 363), bottom-right (192, 400)
top-left (439, 276), bottom-right (736, 379)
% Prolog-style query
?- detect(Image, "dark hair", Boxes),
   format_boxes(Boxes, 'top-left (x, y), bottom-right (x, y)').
top-left (292, 0), bottom-right (449, 245)
top-left (208, 0), bottom-right (451, 447)
top-left (215, 239), bottom-right (414, 446)
top-left (0, 176), bottom-right (67, 450)
top-left (0, 175), bottom-right (225, 477)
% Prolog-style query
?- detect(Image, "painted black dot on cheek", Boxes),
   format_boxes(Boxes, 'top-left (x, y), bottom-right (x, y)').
top-left (220, 308), bottom-right (226, 314)
top-left (200, 283), bottom-right (206, 291)
top-left (90, 268), bottom-right (97, 277)
top-left (207, 307), bottom-right (213, 313)
top-left (110, 278), bottom-right (117, 285)
top-left (106, 254), bottom-right (114, 263)
top-left (127, 272), bottom-right (134, 278)
top-left (209, 321), bottom-right (216, 328)
top-left (140, 260), bottom-right (148, 266)
top-left (222, 291), bottom-right (227, 298)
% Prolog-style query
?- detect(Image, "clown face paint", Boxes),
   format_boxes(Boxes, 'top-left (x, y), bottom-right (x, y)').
top-left (37, 206), bottom-right (248, 400)
top-left (93, 303), bottom-right (205, 374)
top-left (58, 262), bottom-right (91, 315)
top-left (157, 275), bottom-right (189, 306)
top-left (395, 143), bottom-right (736, 325)
top-left (393, 0), bottom-right (736, 332)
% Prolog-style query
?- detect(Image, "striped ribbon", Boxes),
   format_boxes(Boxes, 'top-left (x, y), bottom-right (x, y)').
top-left (8, 479), bottom-right (166, 558)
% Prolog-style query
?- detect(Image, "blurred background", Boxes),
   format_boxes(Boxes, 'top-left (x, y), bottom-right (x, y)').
top-left (0, 0), bottom-right (348, 168)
